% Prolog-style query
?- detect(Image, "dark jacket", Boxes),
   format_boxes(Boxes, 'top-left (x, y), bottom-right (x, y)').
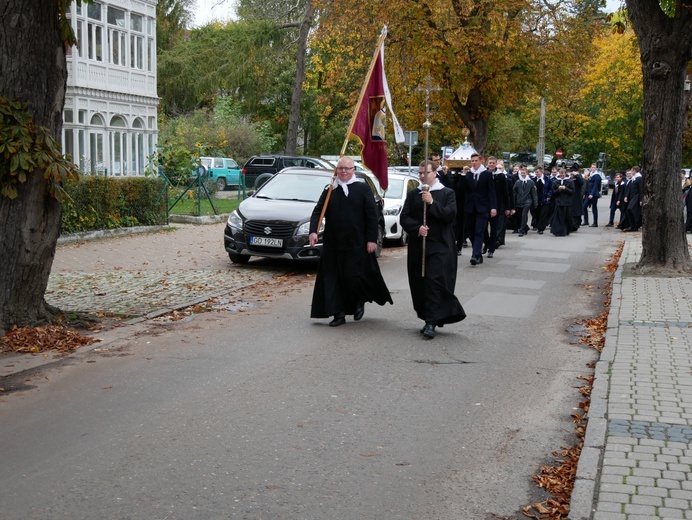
top-left (586, 172), bottom-right (601, 199)
top-left (513, 178), bottom-right (538, 208)
top-left (460, 168), bottom-right (497, 215)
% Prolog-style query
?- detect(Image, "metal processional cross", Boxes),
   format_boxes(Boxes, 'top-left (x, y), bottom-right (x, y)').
top-left (415, 75), bottom-right (441, 163)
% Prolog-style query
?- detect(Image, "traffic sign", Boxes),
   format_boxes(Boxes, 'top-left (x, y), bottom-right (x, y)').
top-left (556, 149), bottom-right (563, 158)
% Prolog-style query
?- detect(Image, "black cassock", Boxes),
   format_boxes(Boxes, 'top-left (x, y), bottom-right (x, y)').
top-left (400, 186), bottom-right (466, 326)
top-left (309, 182), bottom-right (392, 319)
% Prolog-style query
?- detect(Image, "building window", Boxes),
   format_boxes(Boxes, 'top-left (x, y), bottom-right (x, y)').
top-left (108, 6), bottom-right (126, 66)
top-left (90, 114), bottom-right (105, 175)
top-left (147, 38), bottom-right (154, 72)
top-left (64, 129), bottom-right (75, 162)
top-left (88, 21), bottom-right (103, 61)
top-left (107, 6), bottom-right (125, 27)
top-left (131, 34), bottom-right (143, 69)
top-left (110, 115), bottom-right (127, 176)
top-left (87, 2), bottom-right (101, 21)
top-left (130, 13), bottom-right (142, 32)
top-left (132, 118), bottom-right (145, 174)
top-left (76, 18), bottom-right (84, 57)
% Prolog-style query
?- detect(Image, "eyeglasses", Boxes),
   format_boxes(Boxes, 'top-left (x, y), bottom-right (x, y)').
top-left (336, 166), bottom-right (354, 172)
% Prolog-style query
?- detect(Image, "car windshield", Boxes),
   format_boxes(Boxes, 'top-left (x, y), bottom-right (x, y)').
top-left (384, 178), bottom-right (406, 199)
top-left (255, 173), bottom-right (328, 202)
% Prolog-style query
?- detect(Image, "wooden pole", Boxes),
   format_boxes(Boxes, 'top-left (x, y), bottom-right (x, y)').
top-left (317, 26), bottom-right (388, 233)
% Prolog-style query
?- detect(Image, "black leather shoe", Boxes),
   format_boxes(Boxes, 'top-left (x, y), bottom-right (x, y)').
top-left (329, 315), bottom-right (346, 327)
top-left (422, 323), bottom-right (436, 339)
top-left (353, 305), bottom-right (364, 321)
top-left (487, 251), bottom-right (494, 258)
top-left (477, 255), bottom-right (483, 264)
top-left (456, 250), bottom-right (462, 256)
top-left (482, 246), bottom-right (488, 254)
top-left (470, 256), bottom-right (478, 266)
top-left (589, 224), bottom-right (598, 227)
top-left (538, 230), bottom-right (544, 234)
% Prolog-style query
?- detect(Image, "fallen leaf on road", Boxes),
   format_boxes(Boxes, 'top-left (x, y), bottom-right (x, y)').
top-left (0, 324), bottom-right (100, 355)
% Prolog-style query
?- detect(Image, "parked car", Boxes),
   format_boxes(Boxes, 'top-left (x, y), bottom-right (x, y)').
top-left (200, 157), bottom-right (241, 191)
top-left (388, 165), bottom-right (417, 176)
top-left (556, 154), bottom-right (582, 170)
top-left (511, 152), bottom-right (537, 166)
top-left (223, 167), bottom-right (385, 264)
top-left (240, 155), bottom-right (333, 190)
top-left (600, 171), bottom-right (609, 195)
top-left (383, 172), bottom-right (421, 246)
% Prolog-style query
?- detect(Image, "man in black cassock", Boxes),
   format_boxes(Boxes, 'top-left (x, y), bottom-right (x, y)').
top-left (550, 168), bottom-right (574, 237)
top-left (308, 156), bottom-right (392, 327)
top-left (400, 160), bottom-right (466, 339)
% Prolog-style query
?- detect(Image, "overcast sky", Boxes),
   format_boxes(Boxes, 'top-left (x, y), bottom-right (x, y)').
top-left (192, 0), bottom-right (236, 27)
top-left (192, 0), bottom-right (625, 28)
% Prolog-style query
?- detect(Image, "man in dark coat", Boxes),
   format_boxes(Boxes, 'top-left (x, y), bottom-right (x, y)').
top-left (583, 163), bottom-right (602, 227)
top-left (309, 156), bottom-right (392, 326)
top-left (462, 153), bottom-right (497, 265)
top-left (492, 159), bottom-right (513, 247)
top-left (606, 173), bottom-right (624, 227)
top-left (551, 169), bottom-right (574, 237)
top-left (618, 169), bottom-right (633, 230)
top-left (401, 160), bottom-right (465, 339)
top-left (570, 168), bottom-right (585, 232)
top-left (623, 166), bottom-right (643, 231)
top-left (531, 166), bottom-right (552, 233)
top-left (513, 168), bottom-right (538, 236)
top-left (483, 156), bottom-right (509, 258)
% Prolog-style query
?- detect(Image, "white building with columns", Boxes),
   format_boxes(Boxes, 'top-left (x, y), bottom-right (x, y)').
top-left (63, 0), bottom-right (158, 176)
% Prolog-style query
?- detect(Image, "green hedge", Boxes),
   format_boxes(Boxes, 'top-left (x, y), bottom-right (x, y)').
top-left (61, 176), bottom-right (168, 234)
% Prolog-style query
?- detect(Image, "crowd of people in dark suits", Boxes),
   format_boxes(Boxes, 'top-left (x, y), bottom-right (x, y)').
top-left (307, 153), bottom-right (647, 340)
top-left (429, 154), bottom-right (645, 265)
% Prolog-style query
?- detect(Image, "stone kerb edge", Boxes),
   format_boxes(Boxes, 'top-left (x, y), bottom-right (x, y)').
top-left (567, 236), bottom-right (629, 519)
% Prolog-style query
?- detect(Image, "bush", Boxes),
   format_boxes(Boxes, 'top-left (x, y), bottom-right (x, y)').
top-left (61, 176), bottom-right (167, 234)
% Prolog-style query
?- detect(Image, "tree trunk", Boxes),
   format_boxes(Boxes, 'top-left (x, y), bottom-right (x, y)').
top-left (450, 85), bottom-right (490, 155)
top-left (0, 1), bottom-right (66, 333)
top-left (626, 0), bottom-right (692, 272)
top-left (284, 1), bottom-right (314, 155)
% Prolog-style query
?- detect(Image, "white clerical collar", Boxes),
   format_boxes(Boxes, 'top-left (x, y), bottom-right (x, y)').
top-left (333, 175), bottom-right (357, 196)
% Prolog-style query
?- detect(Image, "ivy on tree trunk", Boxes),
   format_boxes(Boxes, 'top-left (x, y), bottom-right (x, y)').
top-left (0, 1), bottom-right (68, 333)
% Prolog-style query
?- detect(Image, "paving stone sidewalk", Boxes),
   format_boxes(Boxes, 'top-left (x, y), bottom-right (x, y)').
top-left (570, 236), bottom-right (692, 520)
top-left (46, 222), bottom-right (282, 318)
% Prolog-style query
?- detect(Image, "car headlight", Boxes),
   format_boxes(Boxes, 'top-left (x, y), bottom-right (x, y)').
top-left (296, 218), bottom-right (325, 236)
top-left (383, 204), bottom-right (402, 216)
top-left (227, 210), bottom-right (243, 230)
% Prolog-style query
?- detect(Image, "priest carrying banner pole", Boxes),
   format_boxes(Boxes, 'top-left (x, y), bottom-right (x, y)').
top-left (307, 26), bottom-right (401, 327)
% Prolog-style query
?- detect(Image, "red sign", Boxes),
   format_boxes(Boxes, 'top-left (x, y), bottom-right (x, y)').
top-left (556, 149), bottom-right (563, 158)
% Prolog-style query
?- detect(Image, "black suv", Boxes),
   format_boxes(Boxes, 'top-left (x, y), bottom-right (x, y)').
top-left (224, 167), bottom-right (385, 264)
top-left (241, 155), bottom-right (333, 190)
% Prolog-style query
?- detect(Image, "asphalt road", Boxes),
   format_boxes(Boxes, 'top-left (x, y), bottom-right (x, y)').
top-left (0, 201), bottom-right (621, 519)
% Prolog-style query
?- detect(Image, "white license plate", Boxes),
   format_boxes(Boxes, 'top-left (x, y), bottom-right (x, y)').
top-left (250, 236), bottom-right (283, 248)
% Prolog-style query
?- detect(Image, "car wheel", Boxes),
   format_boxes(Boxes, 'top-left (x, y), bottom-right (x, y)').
top-left (216, 178), bottom-right (227, 191)
top-left (397, 228), bottom-right (408, 247)
top-left (375, 225), bottom-right (384, 258)
top-left (228, 252), bottom-right (251, 264)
